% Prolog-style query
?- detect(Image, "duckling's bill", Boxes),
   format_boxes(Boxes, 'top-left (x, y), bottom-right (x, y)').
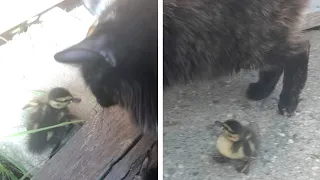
top-left (214, 121), bottom-right (223, 127)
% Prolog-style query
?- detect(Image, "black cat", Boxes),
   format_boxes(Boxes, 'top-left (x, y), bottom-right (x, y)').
top-left (54, 0), bottom-right (158, 136)
top-left (164, 0), bottom-right (309, 116)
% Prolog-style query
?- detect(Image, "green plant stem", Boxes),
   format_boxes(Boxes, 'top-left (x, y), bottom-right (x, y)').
top-left (0, 163), bottom-right (19, 180)
top-left (4, 120), bottom-right (85, 139)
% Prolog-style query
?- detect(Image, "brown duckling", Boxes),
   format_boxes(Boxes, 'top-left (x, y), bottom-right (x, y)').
top-left (23, 87), bottom-right (82, 159)
top-left (213, 119), bottom-right (259, 174)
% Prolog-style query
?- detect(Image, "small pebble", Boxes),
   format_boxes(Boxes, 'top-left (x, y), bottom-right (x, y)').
top-left (227, 114), bottom-right (234, 118)
top-left (178, 164), bottom-right (184, 169)
top-left (279, 133), bottom-right (286, 137)
top-left (312, 166), bottom-right (319, 170)
top-left (288, 139), bottom-right (294, 144)
top-left (200, 155), bottom-right (206, 160)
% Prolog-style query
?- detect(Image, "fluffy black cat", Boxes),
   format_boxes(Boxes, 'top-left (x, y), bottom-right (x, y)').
top-left (54, 0), bottom-right (158, 135)
top-left (164, 0), bottom-right (309, 116)
top-left (54, 0), bottom-right (158, 179)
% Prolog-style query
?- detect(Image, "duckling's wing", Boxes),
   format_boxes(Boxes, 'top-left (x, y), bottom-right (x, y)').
top-left (26, 104), bottom-right (44, 129)
top-left (22, 101), bottom-right (41, 110)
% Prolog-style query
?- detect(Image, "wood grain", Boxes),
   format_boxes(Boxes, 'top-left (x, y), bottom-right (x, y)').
top-left (31, 105), bottom-right (157, 180)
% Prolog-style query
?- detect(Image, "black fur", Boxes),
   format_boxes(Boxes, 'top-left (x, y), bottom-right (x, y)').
top-left (144, 167), bottom-right (158, 180)
top-left (54, 0), bottom-right (158, 136)
top-left (164, 0), bottom-right (310, 116)
top-left (26, 104), bottom-right (70, 154)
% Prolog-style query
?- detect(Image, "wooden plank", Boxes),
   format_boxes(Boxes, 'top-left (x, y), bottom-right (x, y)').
top-left (302, 11), bottom-right (320, 31)
top-left (31, 105), bottom-right (157, 180)
top-left (0, 0), bottom-right (64, 34)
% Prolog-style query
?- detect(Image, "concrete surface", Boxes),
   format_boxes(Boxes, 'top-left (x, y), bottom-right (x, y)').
top-left (0, 6), bottom-right (97, 173)
top-left (163, 30), bottom-right (320, 180)
top-left (310, 0), bottom-right (320, 12)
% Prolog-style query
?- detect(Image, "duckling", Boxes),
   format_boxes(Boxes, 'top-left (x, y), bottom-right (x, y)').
top-left (23, 87), bottom-right (82, 159)
top-left (213, 119), bottom-right (259, 174)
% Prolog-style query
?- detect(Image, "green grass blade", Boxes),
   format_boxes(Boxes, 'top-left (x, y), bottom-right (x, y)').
top-left (0, 163), bottom-right (19, 180)
top-left (30, 90), bottom-right (46, 96)
top-left (4, 120), bottom-right (85, 139)
top-left (0, 153), bottom-right (27, 175)
top-left (19, 171), bottom-right (32, 180)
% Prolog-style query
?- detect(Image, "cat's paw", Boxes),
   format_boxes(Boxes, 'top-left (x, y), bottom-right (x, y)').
top-left (278, 93), bottom-right (298, 117)
top-left (246, 82), bottom-right (274, 101)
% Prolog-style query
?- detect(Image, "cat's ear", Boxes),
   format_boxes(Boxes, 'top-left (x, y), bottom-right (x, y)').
top-left (54, 35), bottom-right (116, 67)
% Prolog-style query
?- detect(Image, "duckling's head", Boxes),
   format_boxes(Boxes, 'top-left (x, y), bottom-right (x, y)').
top-left (215, 119), bottom-right (245, 142)
top-left (48, 87), bottom-right (81, 109)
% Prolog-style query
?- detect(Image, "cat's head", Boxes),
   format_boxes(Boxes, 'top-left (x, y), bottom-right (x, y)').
top-left (54, 0), bottom-right (157, 67)
top-left (54, 0), bottom-right (157, 107)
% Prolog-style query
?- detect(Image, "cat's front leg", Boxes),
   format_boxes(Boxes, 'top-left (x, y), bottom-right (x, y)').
top-left (278, 41), bottom-right (310, 116)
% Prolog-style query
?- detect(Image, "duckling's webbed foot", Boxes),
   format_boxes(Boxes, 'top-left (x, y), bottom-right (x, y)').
top-left (235, 159), bottom-right (250, 175)
top-left (213, 153), bottom-right (230, 163)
